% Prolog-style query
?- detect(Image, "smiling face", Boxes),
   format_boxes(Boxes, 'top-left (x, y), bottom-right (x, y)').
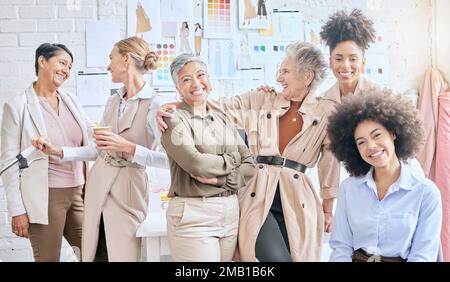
top-left (107, 46), bottom-right (127, 83)
top-left (330, 40), bottom-right (366, 90)
top-left (38, 51), bottom-right (72, 87)
top-left (176, 61), bottom-right (211, 107)
top-left (354, 119), bottom-right (398, 170)
top-left (276, 56), bottom-right (310, 101)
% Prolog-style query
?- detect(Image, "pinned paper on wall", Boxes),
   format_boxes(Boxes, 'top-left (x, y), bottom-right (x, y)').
top-left (203, 0), bottom-right (235, 38)
top-left (76, 72), bottom-right (114, 106)
top-left (247, 33), bottom-right (287, 65)
top-left (161, 0), bottom-right (194, 22)
top-left (264, 63), bottom-right (279, 88)
top-left (247, 32), bottom-right (271, 64)
top-left (304, 22), bottom-right (328, 55)
top-left (272, 9), bottom-right (303, 41)
top-left (194, 0), bottom-right (203, 18)
top-left (259, 21), bottom-right (274, 36)
top-left (161, 21), bottom-right (178, 37)
top-left (237, 35), bottom-right (253, 69)
top-left (365, 53), bottom-right (389, 86)
top-left (239, 0), bottom-right (271, 29)
top-left (177, 21), bottom-right (195, 55)
top-left (153, 40), bottom-right (176, 85)
top-left (234, 67), bottom-right (265, 94)
top-left (86, 21), bottom-right (121, 67)
top-left (208, 39), bottom-right (238, 79)
top-left (127, 0), bottom-right (161, 43)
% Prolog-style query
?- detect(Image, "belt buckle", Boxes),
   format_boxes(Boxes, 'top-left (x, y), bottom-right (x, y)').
top-left (281, 157), bottom-right (287, 167)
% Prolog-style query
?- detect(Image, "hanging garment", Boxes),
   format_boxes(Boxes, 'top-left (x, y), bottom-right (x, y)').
top-left (416, 68), bottom-right (448, 180)
top-left (436, 90), bottom-right (450, 261)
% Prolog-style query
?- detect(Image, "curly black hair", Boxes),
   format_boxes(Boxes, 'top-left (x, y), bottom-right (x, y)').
top-left (320, 9), bottom-right (376, 53)
top-left (327, 91), bottom-right (424, 177)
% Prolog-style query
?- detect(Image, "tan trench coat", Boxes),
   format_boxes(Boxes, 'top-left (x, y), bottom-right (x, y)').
top-left (82, 94), bottom-right (156, 262)
top-left (322, 76), bottom-right (382, 104)
top-left (209, 90), bottom-right (340, 261)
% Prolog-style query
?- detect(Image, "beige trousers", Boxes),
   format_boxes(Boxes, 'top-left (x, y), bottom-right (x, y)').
top-left (28, 185), bottom-right (84, 262)
top-left (166, 194), bottom-right (239, 262)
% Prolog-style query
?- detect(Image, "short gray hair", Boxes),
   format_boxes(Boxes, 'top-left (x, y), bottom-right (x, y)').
top-left (285, 42), bottom-right (328, 91)
top-left (170, 53), bottom-right (208, 87)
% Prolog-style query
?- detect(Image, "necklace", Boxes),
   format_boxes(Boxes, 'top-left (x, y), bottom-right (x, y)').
top-left (292, 111), bottom-right (301, 122)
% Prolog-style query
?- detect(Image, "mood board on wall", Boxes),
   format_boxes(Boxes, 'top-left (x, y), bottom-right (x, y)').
top-left (79, 0), bottom-right (389, 110)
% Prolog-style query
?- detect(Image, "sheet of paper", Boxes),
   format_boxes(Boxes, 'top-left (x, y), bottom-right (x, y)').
top-left (86, 21), bottom-right (120, 67)
top-left (161, 0), bottom-right (194, 22)
top-left (272, 9), bottom-right (303, 41)
top-left (76, 72), bottom-right (113, 107)
top-left (303, 22), bottom-right (328, 55)
top-left (203, 0), bottom-right (235, 39)
top-left (161, 21), bottom-right (178, 37)
top-left (234, 67), bottom-right (264, 94)
top-left (208, 39), bottom-right (238, 79)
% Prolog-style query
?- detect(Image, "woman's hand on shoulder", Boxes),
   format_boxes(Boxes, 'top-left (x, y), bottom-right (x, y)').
top-left (156, 102), bottom-right (181, 133)
top-left (256, 85), bottom-right (278, 95)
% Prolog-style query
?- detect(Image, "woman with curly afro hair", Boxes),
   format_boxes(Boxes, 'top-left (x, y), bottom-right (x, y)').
top-left (320, 9), bottom-right (380, 101)
top-left (326, 91), bottom-right (442, 262)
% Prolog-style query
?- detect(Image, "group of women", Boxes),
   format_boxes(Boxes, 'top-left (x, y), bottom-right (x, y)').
top-left (0, 9), bottom-right (442, 262)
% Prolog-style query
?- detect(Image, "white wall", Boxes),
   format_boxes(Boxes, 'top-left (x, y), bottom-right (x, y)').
top-left (435, 0), bottom-right (450, 81)
top-left (0, 0), bottom-right (435, 261)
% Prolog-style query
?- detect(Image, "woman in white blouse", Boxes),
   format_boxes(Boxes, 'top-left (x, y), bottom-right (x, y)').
top-left (33, 37), bottom-right (168, 261)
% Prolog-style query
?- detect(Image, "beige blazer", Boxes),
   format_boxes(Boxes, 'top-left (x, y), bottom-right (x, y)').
top-left (1, 83), bottom-right (91, 224)
top-left (82, 90), bottom-right (157, 262)
top-left (209, 90), bottom-right (340, 261)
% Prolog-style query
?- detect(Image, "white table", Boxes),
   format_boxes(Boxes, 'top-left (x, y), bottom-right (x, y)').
top-left (136, 212), bottom-right (171, 262)
top-left (137, 167), bottom-right (171, 261)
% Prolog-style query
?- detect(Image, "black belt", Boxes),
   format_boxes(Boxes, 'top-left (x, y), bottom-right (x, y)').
top-left (209, 190), bottom-right (238, 197)
top-left (352, 249), bottom-right (406, 262)
top-left (256, 155), bottom-right (307, 173)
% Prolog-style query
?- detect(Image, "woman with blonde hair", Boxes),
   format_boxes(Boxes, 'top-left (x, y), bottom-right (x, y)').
top-left (32, 37), bottom-right (168, 261)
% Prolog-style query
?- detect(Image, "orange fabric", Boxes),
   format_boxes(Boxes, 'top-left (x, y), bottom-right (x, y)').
top-left (279, 101), bottom-right (303, 155)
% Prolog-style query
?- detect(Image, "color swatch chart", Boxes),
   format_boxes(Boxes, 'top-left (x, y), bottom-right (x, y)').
top-left (206, 0), bottom-right (231, 36)
top-left (153, 41), bottom-right (176, 85)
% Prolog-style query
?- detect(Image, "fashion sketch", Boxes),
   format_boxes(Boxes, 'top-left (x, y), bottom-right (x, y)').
top-left (242, 0), bottom-right (257, 25)
top-left (194, 23), bottom-right (203, 56)
top-left (179, 22), bottom-right (192, 54)
top-left (257, 0), bottom-right (267, 19)
top-left (136, 1), bottom-right (151, 37)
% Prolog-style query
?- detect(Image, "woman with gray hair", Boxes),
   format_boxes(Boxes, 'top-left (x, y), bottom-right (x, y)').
top-left (157, 42), bottom-right (340, 261)
top-left (160, 53), bottom-right (256, 261)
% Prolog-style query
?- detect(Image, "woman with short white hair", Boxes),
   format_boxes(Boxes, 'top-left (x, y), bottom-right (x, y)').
top-left (157, 42), bottom-right (340, 262)
top-left (161, 53), bottom-right (255, 262)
